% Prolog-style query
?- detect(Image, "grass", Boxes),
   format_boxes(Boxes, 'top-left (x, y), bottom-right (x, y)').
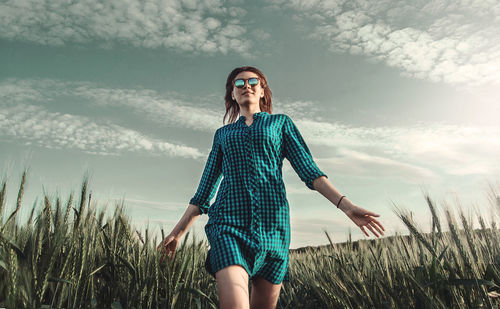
top-left (0, 170), bottom-right (499, 308)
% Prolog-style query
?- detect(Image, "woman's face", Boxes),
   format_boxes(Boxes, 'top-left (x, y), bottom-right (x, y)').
top-left (231, 71), bottom-right (265, 108)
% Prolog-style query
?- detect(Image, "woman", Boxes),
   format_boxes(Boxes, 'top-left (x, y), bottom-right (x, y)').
top-left (157, 66), bottom-right (385, 309)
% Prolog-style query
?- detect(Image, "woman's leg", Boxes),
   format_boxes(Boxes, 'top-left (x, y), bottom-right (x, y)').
top-left (249, 275), bottom-right (282, 309)
top-left (216, 265), bottom-right (250, 309)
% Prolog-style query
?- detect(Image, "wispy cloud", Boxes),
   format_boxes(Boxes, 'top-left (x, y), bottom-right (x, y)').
top-left (266, 0), bottom-right (500, 87)
top-left (109, 197), bottom-right (187, 212)
top-left (0, 0), bottom-right (260, 57)
top-left (284, 117), bottom-right (500, 185)
top-left (71, 84), bottom-right (223, 131)
top-left (0, 78), bottom-right (223, 131)
top-left (272, 99), bottom-right (324, 120)
top-left (290, 216), bottom-right (356, 245)
top-left (0, 103), bottom-right (203, 158)
top-left (320, 149), bottom-right (437, 183)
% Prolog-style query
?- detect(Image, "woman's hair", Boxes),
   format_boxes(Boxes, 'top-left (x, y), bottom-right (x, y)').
top-left (223, 66), bottom-right (273, 125)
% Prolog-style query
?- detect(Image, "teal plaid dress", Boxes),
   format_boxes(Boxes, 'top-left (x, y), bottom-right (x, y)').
top-left (189, 111), bottom-right (328, 284)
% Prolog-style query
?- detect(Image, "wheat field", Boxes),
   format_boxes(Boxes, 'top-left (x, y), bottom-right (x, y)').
top-left (0, 171), bottom-right (499, 308)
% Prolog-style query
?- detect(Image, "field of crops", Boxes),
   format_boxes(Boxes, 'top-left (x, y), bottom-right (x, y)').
top-left (1, 171), bottom-right (499, 308)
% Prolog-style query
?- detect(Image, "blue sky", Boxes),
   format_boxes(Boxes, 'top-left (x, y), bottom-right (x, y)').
top-left (1, 0), bottom-right (499, 248)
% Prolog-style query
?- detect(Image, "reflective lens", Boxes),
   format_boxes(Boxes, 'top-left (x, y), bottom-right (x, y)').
top-left (248, 78), bottom-right (259, 86)
top-left (234, 77), bottom-right (259, 88)
top-left (234, 79), bottom-right (245, 88)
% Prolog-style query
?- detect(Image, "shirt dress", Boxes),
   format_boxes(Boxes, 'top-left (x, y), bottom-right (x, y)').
top-left (189, 111), bottom-right (328, 284)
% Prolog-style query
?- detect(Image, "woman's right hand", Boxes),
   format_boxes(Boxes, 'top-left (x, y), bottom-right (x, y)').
top-left (157, 234), bottom-right (179, 262)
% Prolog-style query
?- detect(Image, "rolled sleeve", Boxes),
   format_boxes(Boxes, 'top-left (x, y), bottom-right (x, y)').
top-left (282, 115), bottom-right (328, 190)
top-left (189, 128), bottom-right (223, 214)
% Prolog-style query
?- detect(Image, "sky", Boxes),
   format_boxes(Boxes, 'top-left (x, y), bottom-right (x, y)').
top-left (1, 0), bottom-right (499, 249)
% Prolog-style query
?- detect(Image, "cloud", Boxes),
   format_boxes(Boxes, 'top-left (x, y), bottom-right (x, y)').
top-left (0, 103), bottom-right (204, 158)
top-left (283, 117), bottom-right (500, 184)
top-left (0, 78), bottom-right (223, 131)
top-left (0, 0), bottom-right (256, 57)
top-left (266, 0), bottom-right (500, 87)
top-left (272, 99), bottom-right (323, 120)
top-left (290, 216), bottom-right (361, 246)
top-left (291, 216), bottom-right (350, 229)
top-left (109, 197), bottom-right (187, 211)
top-left (320, 149), bottom-right (437, 183)
top-left (72, 84), bottom-right (224, 131)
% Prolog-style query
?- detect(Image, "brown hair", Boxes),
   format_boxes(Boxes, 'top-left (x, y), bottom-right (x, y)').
top-left (223, 66), bottom-right (273, 125)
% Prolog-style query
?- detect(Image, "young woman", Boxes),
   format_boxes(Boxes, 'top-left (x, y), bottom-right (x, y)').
top-left (158, 66), bottom-right (385, 309)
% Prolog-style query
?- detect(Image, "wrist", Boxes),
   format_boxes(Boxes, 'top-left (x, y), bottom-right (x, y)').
top-left (337, 197), bottom-right (353, 212)
top-left (169, 231), bottom-right (182, 241)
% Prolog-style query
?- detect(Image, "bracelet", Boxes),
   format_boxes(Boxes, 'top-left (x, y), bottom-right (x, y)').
top-left (336, 195), bottom-right (345, 208)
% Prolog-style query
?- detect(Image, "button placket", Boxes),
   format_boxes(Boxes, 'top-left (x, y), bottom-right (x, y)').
top-left (245, 127), bottom-right (253, 192)
top-left (246, 123), bottom-right (262, 245)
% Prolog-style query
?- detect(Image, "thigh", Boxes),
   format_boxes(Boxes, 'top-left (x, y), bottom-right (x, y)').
top-left (216, 265), bottom-right (250, 309)
top-left (250, 275), bottom-right (282, 309)
top-left (207, 225), bottom-right (255, 278)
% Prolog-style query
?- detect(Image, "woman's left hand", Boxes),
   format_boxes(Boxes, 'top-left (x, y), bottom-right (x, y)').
top-left (341, 203), bottom-right (385, 237)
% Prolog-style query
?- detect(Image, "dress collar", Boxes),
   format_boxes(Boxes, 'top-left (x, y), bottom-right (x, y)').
top-left (238, 111), bottom-right (269, 122)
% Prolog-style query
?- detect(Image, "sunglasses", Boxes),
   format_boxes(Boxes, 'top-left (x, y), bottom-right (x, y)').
top-left (233, 77), bottom-right (260, 88)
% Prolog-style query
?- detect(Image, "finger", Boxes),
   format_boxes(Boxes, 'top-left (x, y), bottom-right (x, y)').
top-left (160, 240), bottom-right (172, 251)
top-left (369, 221), bottom-right (384, 236)
top-left (158, 241), bottom-right (167, 252)
top-left (370, 217), bottom-right (385, 231)
top-left (365, 223), bottom-right (380, 237)
top-left (360, 225), bottom-right (369, 237)
top-left (163, 239), bottom-right (172, 249)
top-left (364, 211), bottom-right (380, 217)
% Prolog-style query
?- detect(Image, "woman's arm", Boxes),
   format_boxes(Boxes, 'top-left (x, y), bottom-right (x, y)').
top-left (312, 176), bottom-right (385, 237)
top-left (312, 176), bottom-right (351, 212)
top-left (169, 204), bottom-right (202, 240)
top-left (158, 128), bottom-right (223, 259)
top-left (189, 128), bottom-right (223, 215)
top-left (157, 204), bottom-right (201, 260)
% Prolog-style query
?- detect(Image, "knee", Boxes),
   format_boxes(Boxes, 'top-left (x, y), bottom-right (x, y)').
top-left (250, 276), bottom-right (282, 309)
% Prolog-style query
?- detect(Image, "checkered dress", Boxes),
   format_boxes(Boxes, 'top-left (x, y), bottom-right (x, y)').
top-left (189, 111), bottom-right (328, 284)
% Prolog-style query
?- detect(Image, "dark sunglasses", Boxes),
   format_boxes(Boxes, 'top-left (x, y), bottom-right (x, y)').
top-left (233, 77), bottom-right (260, 88)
